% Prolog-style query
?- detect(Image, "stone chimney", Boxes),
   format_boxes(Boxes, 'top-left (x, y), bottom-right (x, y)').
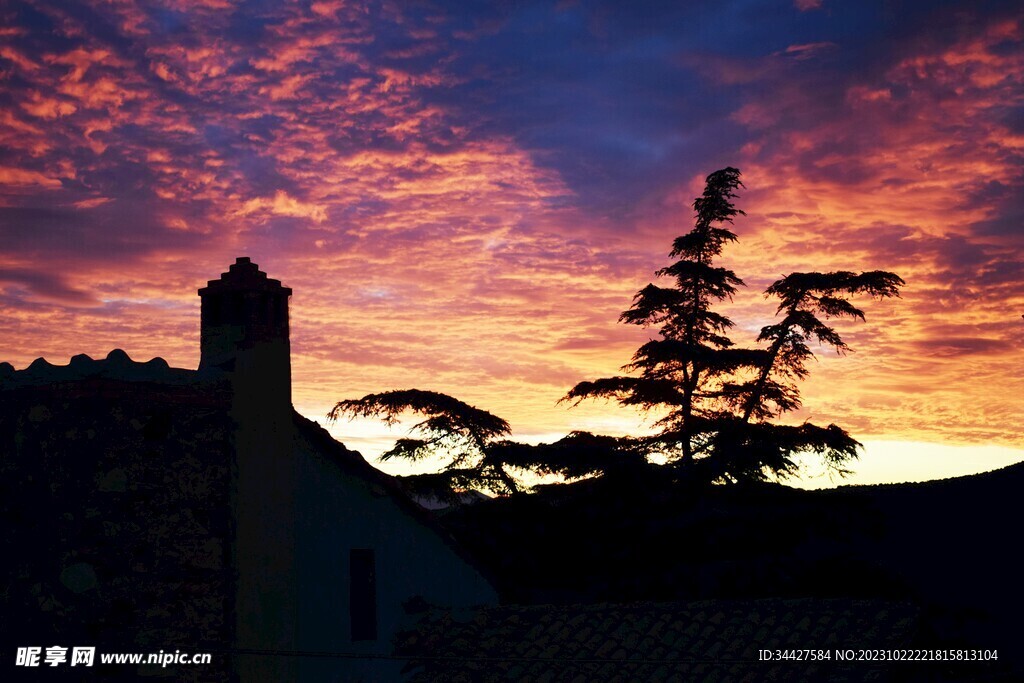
top-left (198, 257), bottom-right (292, 404)
top-left (201, 258), bottom-right (299, 678)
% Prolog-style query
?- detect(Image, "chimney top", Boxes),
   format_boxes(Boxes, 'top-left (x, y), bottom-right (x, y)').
top-left (198, 257), bottom-right (292, 296)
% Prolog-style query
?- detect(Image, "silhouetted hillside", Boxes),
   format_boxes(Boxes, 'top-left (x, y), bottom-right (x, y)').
top-left (440, 462), bottom-right (1024, 680)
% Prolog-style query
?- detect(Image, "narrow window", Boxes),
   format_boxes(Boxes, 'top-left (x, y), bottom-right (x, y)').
top-left (349, 549), bottom-right (377, 641)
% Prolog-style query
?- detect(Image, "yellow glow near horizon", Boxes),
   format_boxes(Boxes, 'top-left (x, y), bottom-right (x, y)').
top-left (301, 405), bottom-right (1024, 489)
top-left (783, 440), bottom-right (1024, 489)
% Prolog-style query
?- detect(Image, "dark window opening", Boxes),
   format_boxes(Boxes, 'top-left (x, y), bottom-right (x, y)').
top-left (350, 548), bottom-right (377, 641)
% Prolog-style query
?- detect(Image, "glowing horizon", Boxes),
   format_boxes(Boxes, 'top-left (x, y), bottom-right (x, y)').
top-left (1, 0), bottom-right (1021, 487)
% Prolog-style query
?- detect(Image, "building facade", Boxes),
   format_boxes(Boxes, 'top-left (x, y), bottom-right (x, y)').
top-left (0, 258), bottom-right (497, 681)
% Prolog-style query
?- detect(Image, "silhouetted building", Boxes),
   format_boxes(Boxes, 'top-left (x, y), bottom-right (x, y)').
top-left (198, 256), bottom-right (292, 402)
top-left (0, 258), bottom-right (497, 682)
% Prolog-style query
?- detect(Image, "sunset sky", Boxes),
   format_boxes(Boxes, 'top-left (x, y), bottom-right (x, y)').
top-left (2, 0), bottom-right (1021, 487)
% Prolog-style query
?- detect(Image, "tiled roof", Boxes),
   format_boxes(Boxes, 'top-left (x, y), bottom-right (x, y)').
top-left (396, 598), bottom-right (918, 682)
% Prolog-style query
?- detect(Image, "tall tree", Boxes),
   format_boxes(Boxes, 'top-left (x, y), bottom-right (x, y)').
top-left (708, 270), bottom-right (904, 481)
top-left (564, 168), bottom-right (765, 469)
top-left (564, 168), bottom-right (903, 484)
top-left (740, 271), bottom-right (905, 426)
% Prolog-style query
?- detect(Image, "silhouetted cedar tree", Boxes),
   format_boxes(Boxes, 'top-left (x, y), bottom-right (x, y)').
top-left (563, 167), bottom-right (904, 484)
top-left (328, 389), bottom-right (519, 498)
top-left (328, 389), bottom-right (640, 499)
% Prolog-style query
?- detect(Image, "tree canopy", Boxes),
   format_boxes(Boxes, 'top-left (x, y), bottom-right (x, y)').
top-left (564, 167), bottom-right (904, 484)
top-left (329, 389), bottom-right (522, 498)
top-left (329, 390), bottom-right (647, 500)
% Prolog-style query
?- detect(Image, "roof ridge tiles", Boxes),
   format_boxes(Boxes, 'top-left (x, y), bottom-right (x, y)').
top-left (0, 350), bottom-right (197, 389)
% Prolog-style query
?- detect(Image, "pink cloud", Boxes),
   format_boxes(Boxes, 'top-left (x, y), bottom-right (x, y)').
top-left (0, 45), bottom-right (39, 71)
top-left (0, 165), bottom-right (62, 188)
top-left (19, 90), bottom-right (77, 119)
top-left (238, 191), bottom-right (329, 223)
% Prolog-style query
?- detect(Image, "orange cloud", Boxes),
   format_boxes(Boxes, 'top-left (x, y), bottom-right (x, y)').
top-left (0, 45), bottom-right (39, 71)
top-left (0, 165), bottom-right (62, 188)
top-left (239, 191), bottom-right (329, 223)
top-left (20, 91), bottom-right (77, 119)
